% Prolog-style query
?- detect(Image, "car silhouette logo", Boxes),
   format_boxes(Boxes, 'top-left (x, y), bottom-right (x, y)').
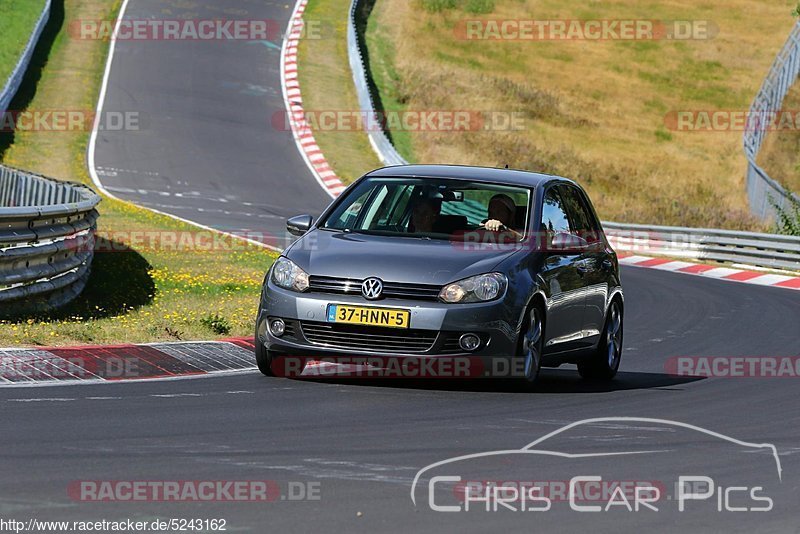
top-left (361, 278), bottom-right (383, 300)
top-left (409, 417), bottom-right (784, 507)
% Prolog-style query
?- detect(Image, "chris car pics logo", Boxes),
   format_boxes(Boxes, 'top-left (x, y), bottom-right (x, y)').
top-left (411, 417), bottom-right (781, 513)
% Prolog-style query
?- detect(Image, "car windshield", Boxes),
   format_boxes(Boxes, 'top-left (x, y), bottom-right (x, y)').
top-left (320, 177), bottom-right (531, 241)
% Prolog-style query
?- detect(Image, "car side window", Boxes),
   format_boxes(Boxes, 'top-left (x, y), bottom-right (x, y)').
top-left (540, 187), bottom-right (572, 237)
top-left (559, 185), bottom-right (601, 244)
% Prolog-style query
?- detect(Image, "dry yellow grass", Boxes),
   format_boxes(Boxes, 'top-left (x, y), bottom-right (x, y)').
top-left (361, 0), bottom-right (799, 229)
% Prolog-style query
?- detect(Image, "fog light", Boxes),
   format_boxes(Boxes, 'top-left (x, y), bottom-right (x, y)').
top-left (459, 333), bottom-right (481, 352)
top-left (269, 318), bottom-right (286, 337)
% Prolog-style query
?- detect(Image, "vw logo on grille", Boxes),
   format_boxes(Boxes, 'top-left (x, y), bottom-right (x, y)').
top-left (361, 277), bottom-right (383, 300)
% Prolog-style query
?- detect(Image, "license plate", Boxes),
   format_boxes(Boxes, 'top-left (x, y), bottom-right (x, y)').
top-left (327, 304), bottom-right (410, 329)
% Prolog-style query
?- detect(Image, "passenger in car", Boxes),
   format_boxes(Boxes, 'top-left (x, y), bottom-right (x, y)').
top-left (482, 193), bottom-right (522, 239)
top-left (409, 198), bottom-right (441, 233)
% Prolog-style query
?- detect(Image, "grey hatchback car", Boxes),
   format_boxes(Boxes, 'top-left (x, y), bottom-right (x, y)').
top-left (255, 165), bottom-right (623, 386)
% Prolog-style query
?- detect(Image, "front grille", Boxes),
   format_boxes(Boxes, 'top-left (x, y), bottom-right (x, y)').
top-left (440, 335), bottom-right (463, 354)
top-left (308, 276), bottom-right (442, 301)
top-left (282, 320), bottom-right (297, 340)
top-left (300, 321), bottom-right (438, 353)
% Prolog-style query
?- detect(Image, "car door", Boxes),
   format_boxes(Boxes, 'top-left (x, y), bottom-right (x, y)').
top-left (559, 184), bottom-right (609, 343)
top-left (538, 185), bottom-right (587, 352)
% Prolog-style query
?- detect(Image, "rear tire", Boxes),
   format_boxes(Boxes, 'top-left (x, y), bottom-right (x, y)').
top-left (516, 306), bottom-right (544, 390)
top-left (578, 299), bottom-right (623, 381)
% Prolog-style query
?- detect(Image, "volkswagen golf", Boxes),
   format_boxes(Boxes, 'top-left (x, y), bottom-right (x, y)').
top-left (255, 165), bottom-right (623, 387)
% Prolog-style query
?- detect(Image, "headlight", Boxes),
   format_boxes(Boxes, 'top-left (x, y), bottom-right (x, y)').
top-left (439, 273), bottom-right (507, 303)
top-left (271, 257), bottom-right (309, 292)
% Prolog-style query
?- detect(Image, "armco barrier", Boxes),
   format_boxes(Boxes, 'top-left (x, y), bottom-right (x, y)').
top-left (0, 165), bottom-right (101, 314)
top-left (347, 0), bottom-right (407, 166)
top-left (346, 0), bottom-right (800, 272)
top-left (743, 22), bottom-right (800, 220)
top-left (603, 222), bottom-right (800, 273)
top-left (0, 0), bottom-right (51, 115)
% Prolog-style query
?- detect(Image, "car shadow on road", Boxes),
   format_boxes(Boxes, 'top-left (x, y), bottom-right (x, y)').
top-left (287, 368), bottom-right (705, 394)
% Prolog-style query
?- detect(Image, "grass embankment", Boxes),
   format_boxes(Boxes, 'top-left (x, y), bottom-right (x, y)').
top-left (758, 82), bottom-right (800, 193)
top-left (303, 0), bottom-right (798, 230)
top-left (0, 0), bottom-right (275, 346)
top-left (0, 0), bottom-right (47, 87)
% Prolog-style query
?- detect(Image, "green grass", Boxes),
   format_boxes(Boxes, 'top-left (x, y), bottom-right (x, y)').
top-left (0, 0), bottom-right (47, 87)
top-left (0, 0), bottom-right (276, 346)
top-left (364, 9), bottom-right (415, 162)
top-left (298, 0), bottom-right (382, 183)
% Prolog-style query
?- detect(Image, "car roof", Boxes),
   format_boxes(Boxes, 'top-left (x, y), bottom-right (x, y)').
top-left (364, 164), bottom-right (572, 189)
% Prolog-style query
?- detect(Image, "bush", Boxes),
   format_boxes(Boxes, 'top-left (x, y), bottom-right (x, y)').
top-left (465, 0), bottom-right (495, 14)
top-left (419, 0), bottom-right (494, 14)
top-left (201, 314), bottom-right (232, 336)
top-left (420, 0), bottom-right (457, 12)
top-left (770, 191), bottom-right (800, 236)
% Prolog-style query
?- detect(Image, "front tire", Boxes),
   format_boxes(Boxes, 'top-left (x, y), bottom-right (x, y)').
top-left (254, 328), bottom-right (275, 377)
top-left (578, 299), bottom-right (623, 381)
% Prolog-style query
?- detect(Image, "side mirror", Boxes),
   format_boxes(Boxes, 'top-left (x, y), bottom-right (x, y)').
top-left (550, 231), bottom-right (588, 252)
top-left (287, 214), bottom-right (313, 237)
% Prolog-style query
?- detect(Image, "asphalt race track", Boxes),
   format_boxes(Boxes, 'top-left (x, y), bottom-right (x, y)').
top-left (92, 0), bottom-right (332, 242)
top-left (2, 267), bottom-right (800, 532)
top-left (6, 0), bottom-right (799, 531)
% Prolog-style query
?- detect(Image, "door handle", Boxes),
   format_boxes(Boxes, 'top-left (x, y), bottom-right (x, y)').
top-left (576, 260), bottom-right (588, 276)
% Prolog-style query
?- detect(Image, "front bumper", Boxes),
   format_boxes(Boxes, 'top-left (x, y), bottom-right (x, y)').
top-left (256, 281), bottom-right (520, 369)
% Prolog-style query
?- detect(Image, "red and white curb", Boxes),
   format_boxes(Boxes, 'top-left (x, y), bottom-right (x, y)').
top-left (281, 0), bottom-right (346, 199)
top-left (618, 254), bottom-right (800, 291)
top-left (0, 338), bottom-right (257, 386)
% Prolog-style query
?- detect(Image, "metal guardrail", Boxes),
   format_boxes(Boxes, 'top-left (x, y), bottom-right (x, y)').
top-left (0, 165), bottom-right (101, 314)
top-left (346, 0), bottom-right (800, 273)
top-left (743, 22), bottom-right (800, 220)
top-left (0, 0), bottom-right (98, 315)
top-left (603, 222), bottom-right (800, 273)
top-left (0, 0), bottom-right (51, 115)
top-left (347, 0), bottom-right (408, 166)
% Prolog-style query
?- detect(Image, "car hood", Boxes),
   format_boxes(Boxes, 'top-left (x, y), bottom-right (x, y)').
top-left (285, 229), bottom-right (523, 285)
